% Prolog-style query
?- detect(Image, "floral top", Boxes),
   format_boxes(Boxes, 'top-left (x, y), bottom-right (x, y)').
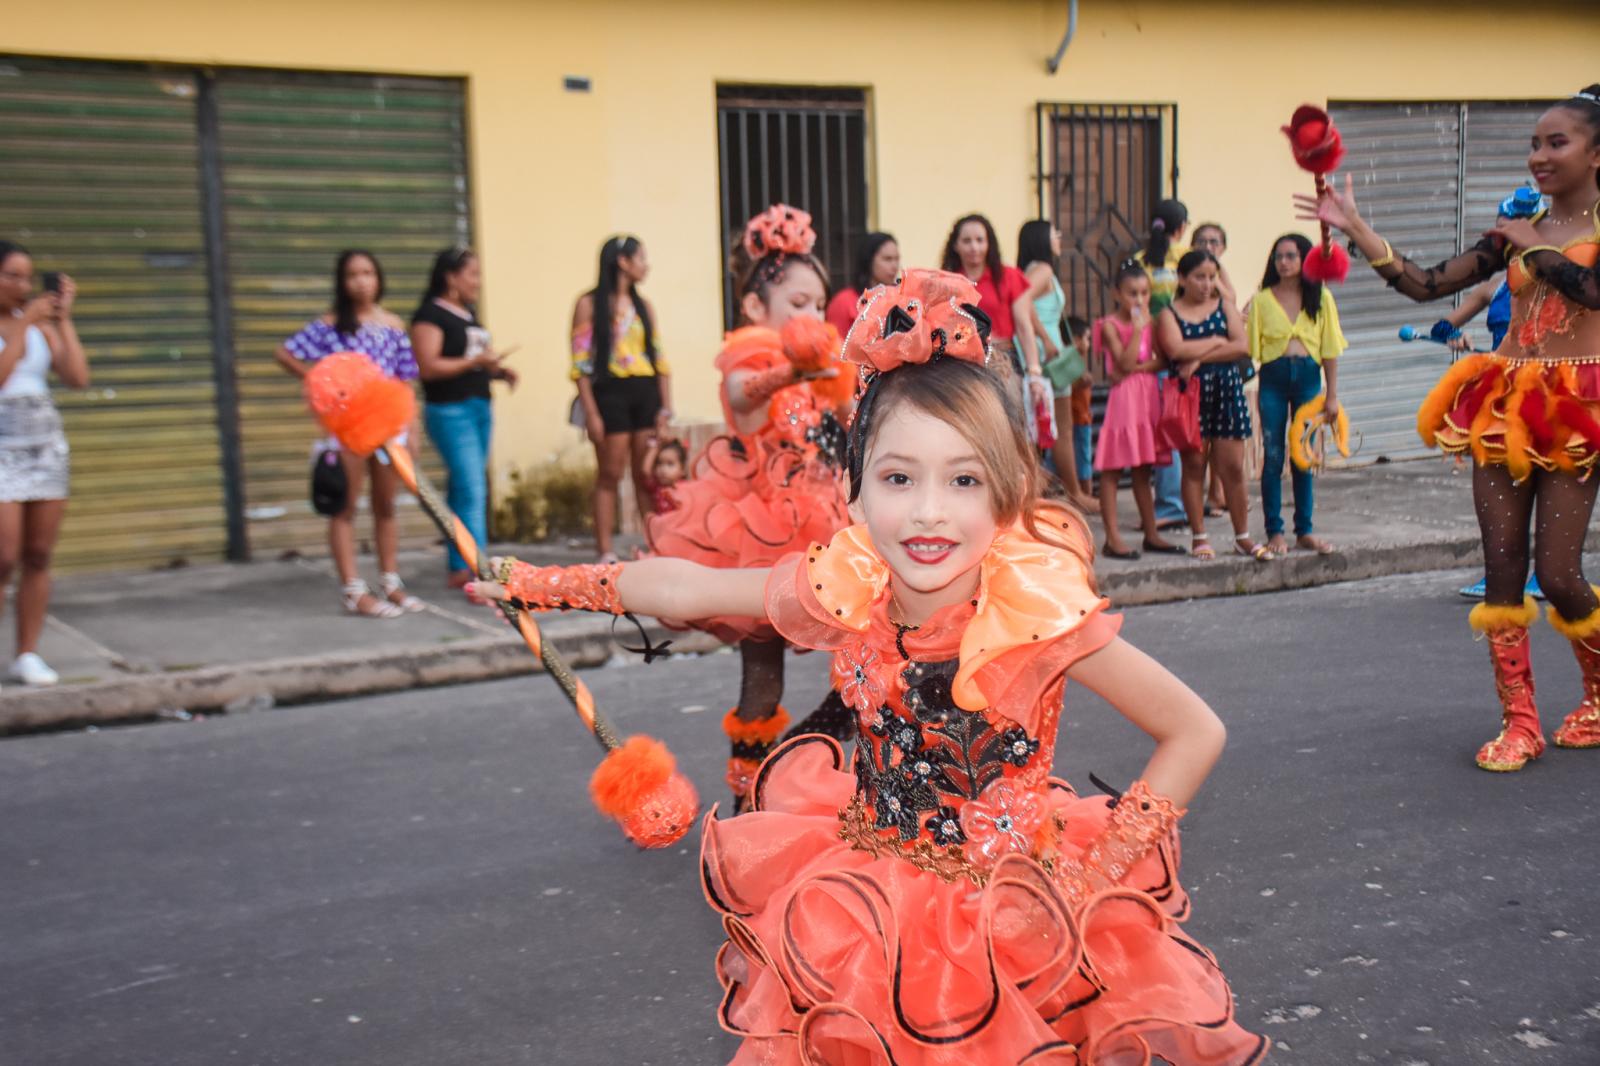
top-left (763, 506), bottom-right (1120, 881)
top-left (570, 305), bottom-right (669, 381)
top-left (283, 319), bottom-right (418, 381)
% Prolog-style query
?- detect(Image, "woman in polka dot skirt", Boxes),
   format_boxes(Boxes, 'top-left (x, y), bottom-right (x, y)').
top-left (1156, 249), bottom-right (1272, 561)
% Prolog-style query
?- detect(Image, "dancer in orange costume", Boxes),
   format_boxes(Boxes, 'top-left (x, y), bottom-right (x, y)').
top-left (476, 270), bottom-right (1267, 1064)
top-left (646, 205), bottom-right (856, 807)
top-left (1300, 86), bottom-right (1600, 769)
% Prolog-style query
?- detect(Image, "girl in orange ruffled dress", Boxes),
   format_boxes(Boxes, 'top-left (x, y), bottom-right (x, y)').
top-left (475, 269), bottom-right (1268, 1065)
top-left (1299, 87), bottom-right (1600, 772)
top-left (646, 204), bottom-right (857, 808)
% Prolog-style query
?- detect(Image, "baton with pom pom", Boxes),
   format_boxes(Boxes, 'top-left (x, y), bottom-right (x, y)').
top-left (303, 353), bottom-right (698, 848)
top-left (1283, 104), bottom-right (1350, 284)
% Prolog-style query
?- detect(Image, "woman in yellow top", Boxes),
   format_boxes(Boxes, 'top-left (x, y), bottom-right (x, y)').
top-left (1247, 233), bottom-right (1345, 556)
top-left (571, 235), bottom-right (672, 563)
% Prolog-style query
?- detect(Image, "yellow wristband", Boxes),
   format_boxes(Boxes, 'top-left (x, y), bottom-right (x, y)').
top-left (1367, 240), bottom-right (1395, 270)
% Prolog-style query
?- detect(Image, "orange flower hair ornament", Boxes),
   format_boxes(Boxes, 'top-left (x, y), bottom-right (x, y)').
top-left (841, 268), bottom-right (992, 378)
top-left (1283, 104), bottom-right (1350, 284)
top-left (302, 354), bottom-right (698, 849)
top-left (743, 203), bottom-right (817, 260)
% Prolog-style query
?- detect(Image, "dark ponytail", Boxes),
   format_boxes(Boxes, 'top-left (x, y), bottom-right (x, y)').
top-left (1555, 84), bottom-right (1600, 192)
top-left (590, 235), bottom-right (656, 380)
top-left (1143, 199), bottom-right (1188, 270)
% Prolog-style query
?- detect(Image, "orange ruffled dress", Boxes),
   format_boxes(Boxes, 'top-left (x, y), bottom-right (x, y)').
top-left (700, 509), bottom-right (1268, 1065)
top-left (648, 327), bottom-right (850, 643)
top-left (1419, 218), bottom-right (1600, 480)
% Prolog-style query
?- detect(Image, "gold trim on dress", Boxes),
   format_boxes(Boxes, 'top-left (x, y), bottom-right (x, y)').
top-left (836, 793), bottom-right (1061, 887)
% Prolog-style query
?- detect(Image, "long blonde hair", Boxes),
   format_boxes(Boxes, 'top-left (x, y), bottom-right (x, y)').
top-left (845, 357), bottom-right (1094, 571)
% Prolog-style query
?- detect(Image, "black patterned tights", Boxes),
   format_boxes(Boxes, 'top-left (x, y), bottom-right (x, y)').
top-left (1475, 462), bottom-right (1600, 622)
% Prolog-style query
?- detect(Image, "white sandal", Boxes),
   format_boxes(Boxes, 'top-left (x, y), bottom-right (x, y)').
top-left (379, 571), bottom-right (425, 613)
top-left (343, 579), bottom-right (404, 619)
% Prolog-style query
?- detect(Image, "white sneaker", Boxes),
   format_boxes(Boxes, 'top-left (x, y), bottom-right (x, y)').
top-left (9, 652), bottom-right (60, 687)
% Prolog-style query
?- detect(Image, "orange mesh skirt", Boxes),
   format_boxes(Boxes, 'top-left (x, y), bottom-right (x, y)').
top-left (700, 736), bottom-right (1271, 1065)
top-left (1419, 354), bottom-right (1600, 480)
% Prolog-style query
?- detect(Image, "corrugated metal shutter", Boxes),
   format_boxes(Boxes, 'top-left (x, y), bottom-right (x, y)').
top-left (0, 58), bottom-right (228, 570)
top-left (1463, 103), bottom-right (1547, 235)
top-left (1326, 100), bottom-right (1547, 467)
top-left (215, 72), bottom-right (469, 558)
top-left (1324, 102), bottom-right (1462, 465)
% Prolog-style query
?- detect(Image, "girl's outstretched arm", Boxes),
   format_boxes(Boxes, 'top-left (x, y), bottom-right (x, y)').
top-left (1066, 636), bottom-right (1227, 807)
top-left (469, 557), bottom-right (771, 624)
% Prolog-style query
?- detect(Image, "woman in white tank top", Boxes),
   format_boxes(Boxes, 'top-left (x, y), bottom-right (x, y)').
top-left (0, 240), bottom-right (89, 689)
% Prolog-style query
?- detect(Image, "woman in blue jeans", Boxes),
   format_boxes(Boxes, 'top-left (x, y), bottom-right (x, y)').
top-left (412, 247), bottom-right (519, 587)
top-left (1246, 234), bottom-right (1345, 555)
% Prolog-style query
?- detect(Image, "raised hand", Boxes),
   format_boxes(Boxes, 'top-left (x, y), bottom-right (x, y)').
top-left (1293, 172), bottom-right (1363, 235)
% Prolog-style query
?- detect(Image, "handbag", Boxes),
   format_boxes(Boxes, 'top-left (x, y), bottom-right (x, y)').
top-left (1155, 373), bottom-right (1203, 454)
top-left (1043, 344), bottom-right (1087, 394)
top-left (310, 443), bottom-right (348, 517)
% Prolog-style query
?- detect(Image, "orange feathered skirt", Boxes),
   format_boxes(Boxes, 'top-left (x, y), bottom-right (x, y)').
top-left (1418, 354), bottom-right (1600, 480)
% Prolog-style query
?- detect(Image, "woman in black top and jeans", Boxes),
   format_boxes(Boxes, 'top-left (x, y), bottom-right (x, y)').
top-left (411, 247), bottom-right (518, 587)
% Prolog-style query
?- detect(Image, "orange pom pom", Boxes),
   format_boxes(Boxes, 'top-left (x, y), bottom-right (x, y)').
top-left (780, 316), bottom-right (840, 374)
top-left (808, 360), bottom-right (860, 413)
top-left (589, 735), bottom-right (700, 848)
top-left (304, 353), bottom-right (416, 456)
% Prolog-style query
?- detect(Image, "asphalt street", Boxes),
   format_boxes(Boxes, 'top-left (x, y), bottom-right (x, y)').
top-left (4, 568), bottom-right (1599, 1066)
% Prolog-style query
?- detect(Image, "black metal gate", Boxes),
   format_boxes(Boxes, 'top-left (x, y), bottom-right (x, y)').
top-left (1035, 103), bottom-right (1178, 327)
top-left (715, 86), bottom-right (868, 329)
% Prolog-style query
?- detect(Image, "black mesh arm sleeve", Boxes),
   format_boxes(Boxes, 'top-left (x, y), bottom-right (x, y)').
top-left (1377, 234), bottom-right (1504, 304)
top-left (1521, 250), bottom-right (1600, 310)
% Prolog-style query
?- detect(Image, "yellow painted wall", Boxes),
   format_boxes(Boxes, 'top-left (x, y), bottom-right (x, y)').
top-left (7, 0), bottom-right (1598, 484)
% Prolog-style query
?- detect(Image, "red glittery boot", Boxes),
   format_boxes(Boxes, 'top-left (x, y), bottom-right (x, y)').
top-left (1547, 600), bottom-right (1600, 750)
top-left (1470, 598), bottom-right (1544, 772)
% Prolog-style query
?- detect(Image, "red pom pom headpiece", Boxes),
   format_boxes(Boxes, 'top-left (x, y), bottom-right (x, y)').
top-left (1282, 105), bottom-right (1345, 175)
top-left (743, 204), bottom-right (817, 259)
top-left (841, 268), bottom-right (992, 377)
top-left (1302, 243), bottom-right (1350, 284)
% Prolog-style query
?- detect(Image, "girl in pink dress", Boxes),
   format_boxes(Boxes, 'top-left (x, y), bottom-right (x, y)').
top-left (476, 269), bottom-right (1267, 1065)
top-left (1094, 264), bottom-right (1174, 559)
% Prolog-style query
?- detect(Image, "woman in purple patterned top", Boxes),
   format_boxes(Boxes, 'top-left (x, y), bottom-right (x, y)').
top-left (274, 250), bottom-right (423, 619)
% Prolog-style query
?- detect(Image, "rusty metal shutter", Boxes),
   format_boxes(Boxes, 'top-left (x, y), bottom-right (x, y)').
top-left (215, 71), bottom-right (470, 558)
top-left (0, 57), bottom-right (228, 570)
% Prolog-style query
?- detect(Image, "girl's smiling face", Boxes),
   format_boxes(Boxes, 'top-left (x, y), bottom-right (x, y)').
top-left (1529, 105), bottom-right (1600, 197)
top-left (857, 403), bottom-right (1000, 622)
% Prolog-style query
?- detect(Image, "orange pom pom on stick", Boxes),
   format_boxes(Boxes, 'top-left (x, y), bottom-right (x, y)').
top-left (780, 316), bottom-right (840, 374)
top-left (303, 355), bottom-right (699, 850)
top-left (304, 353), bottom-right (416, 456)
top-left (590, 736), bottom-right (700, 848)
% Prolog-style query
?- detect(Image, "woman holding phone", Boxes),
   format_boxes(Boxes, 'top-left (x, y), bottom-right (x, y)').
top-left (412, 246), bottom-right (518, 588)
top-left (0, 240), bottom-right (89, 689)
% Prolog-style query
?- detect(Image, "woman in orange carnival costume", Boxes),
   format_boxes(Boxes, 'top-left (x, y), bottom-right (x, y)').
top-left (646, 204), bottom-right (856, 807)
top-left (477, 269), bottom-right (1267, 1065)
top-left (1300, 86), bottom-right (1600, 771)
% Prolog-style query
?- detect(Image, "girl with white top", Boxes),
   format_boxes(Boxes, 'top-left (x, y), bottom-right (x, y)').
top-left (0, 240), bottom-right (90, 689)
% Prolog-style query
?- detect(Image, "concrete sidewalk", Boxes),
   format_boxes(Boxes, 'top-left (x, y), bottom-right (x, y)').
top-left (0, 458), bottom-right (1553, 732)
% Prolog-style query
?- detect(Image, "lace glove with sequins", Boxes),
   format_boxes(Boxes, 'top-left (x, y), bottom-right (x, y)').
top-left (1053, 780), bottom-right (1184, 909)
top-left (495, 558), bottom-right (625, 615)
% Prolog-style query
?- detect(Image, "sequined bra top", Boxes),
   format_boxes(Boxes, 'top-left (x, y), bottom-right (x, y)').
top-left (1501, 203), bottom-right (1600, 361)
